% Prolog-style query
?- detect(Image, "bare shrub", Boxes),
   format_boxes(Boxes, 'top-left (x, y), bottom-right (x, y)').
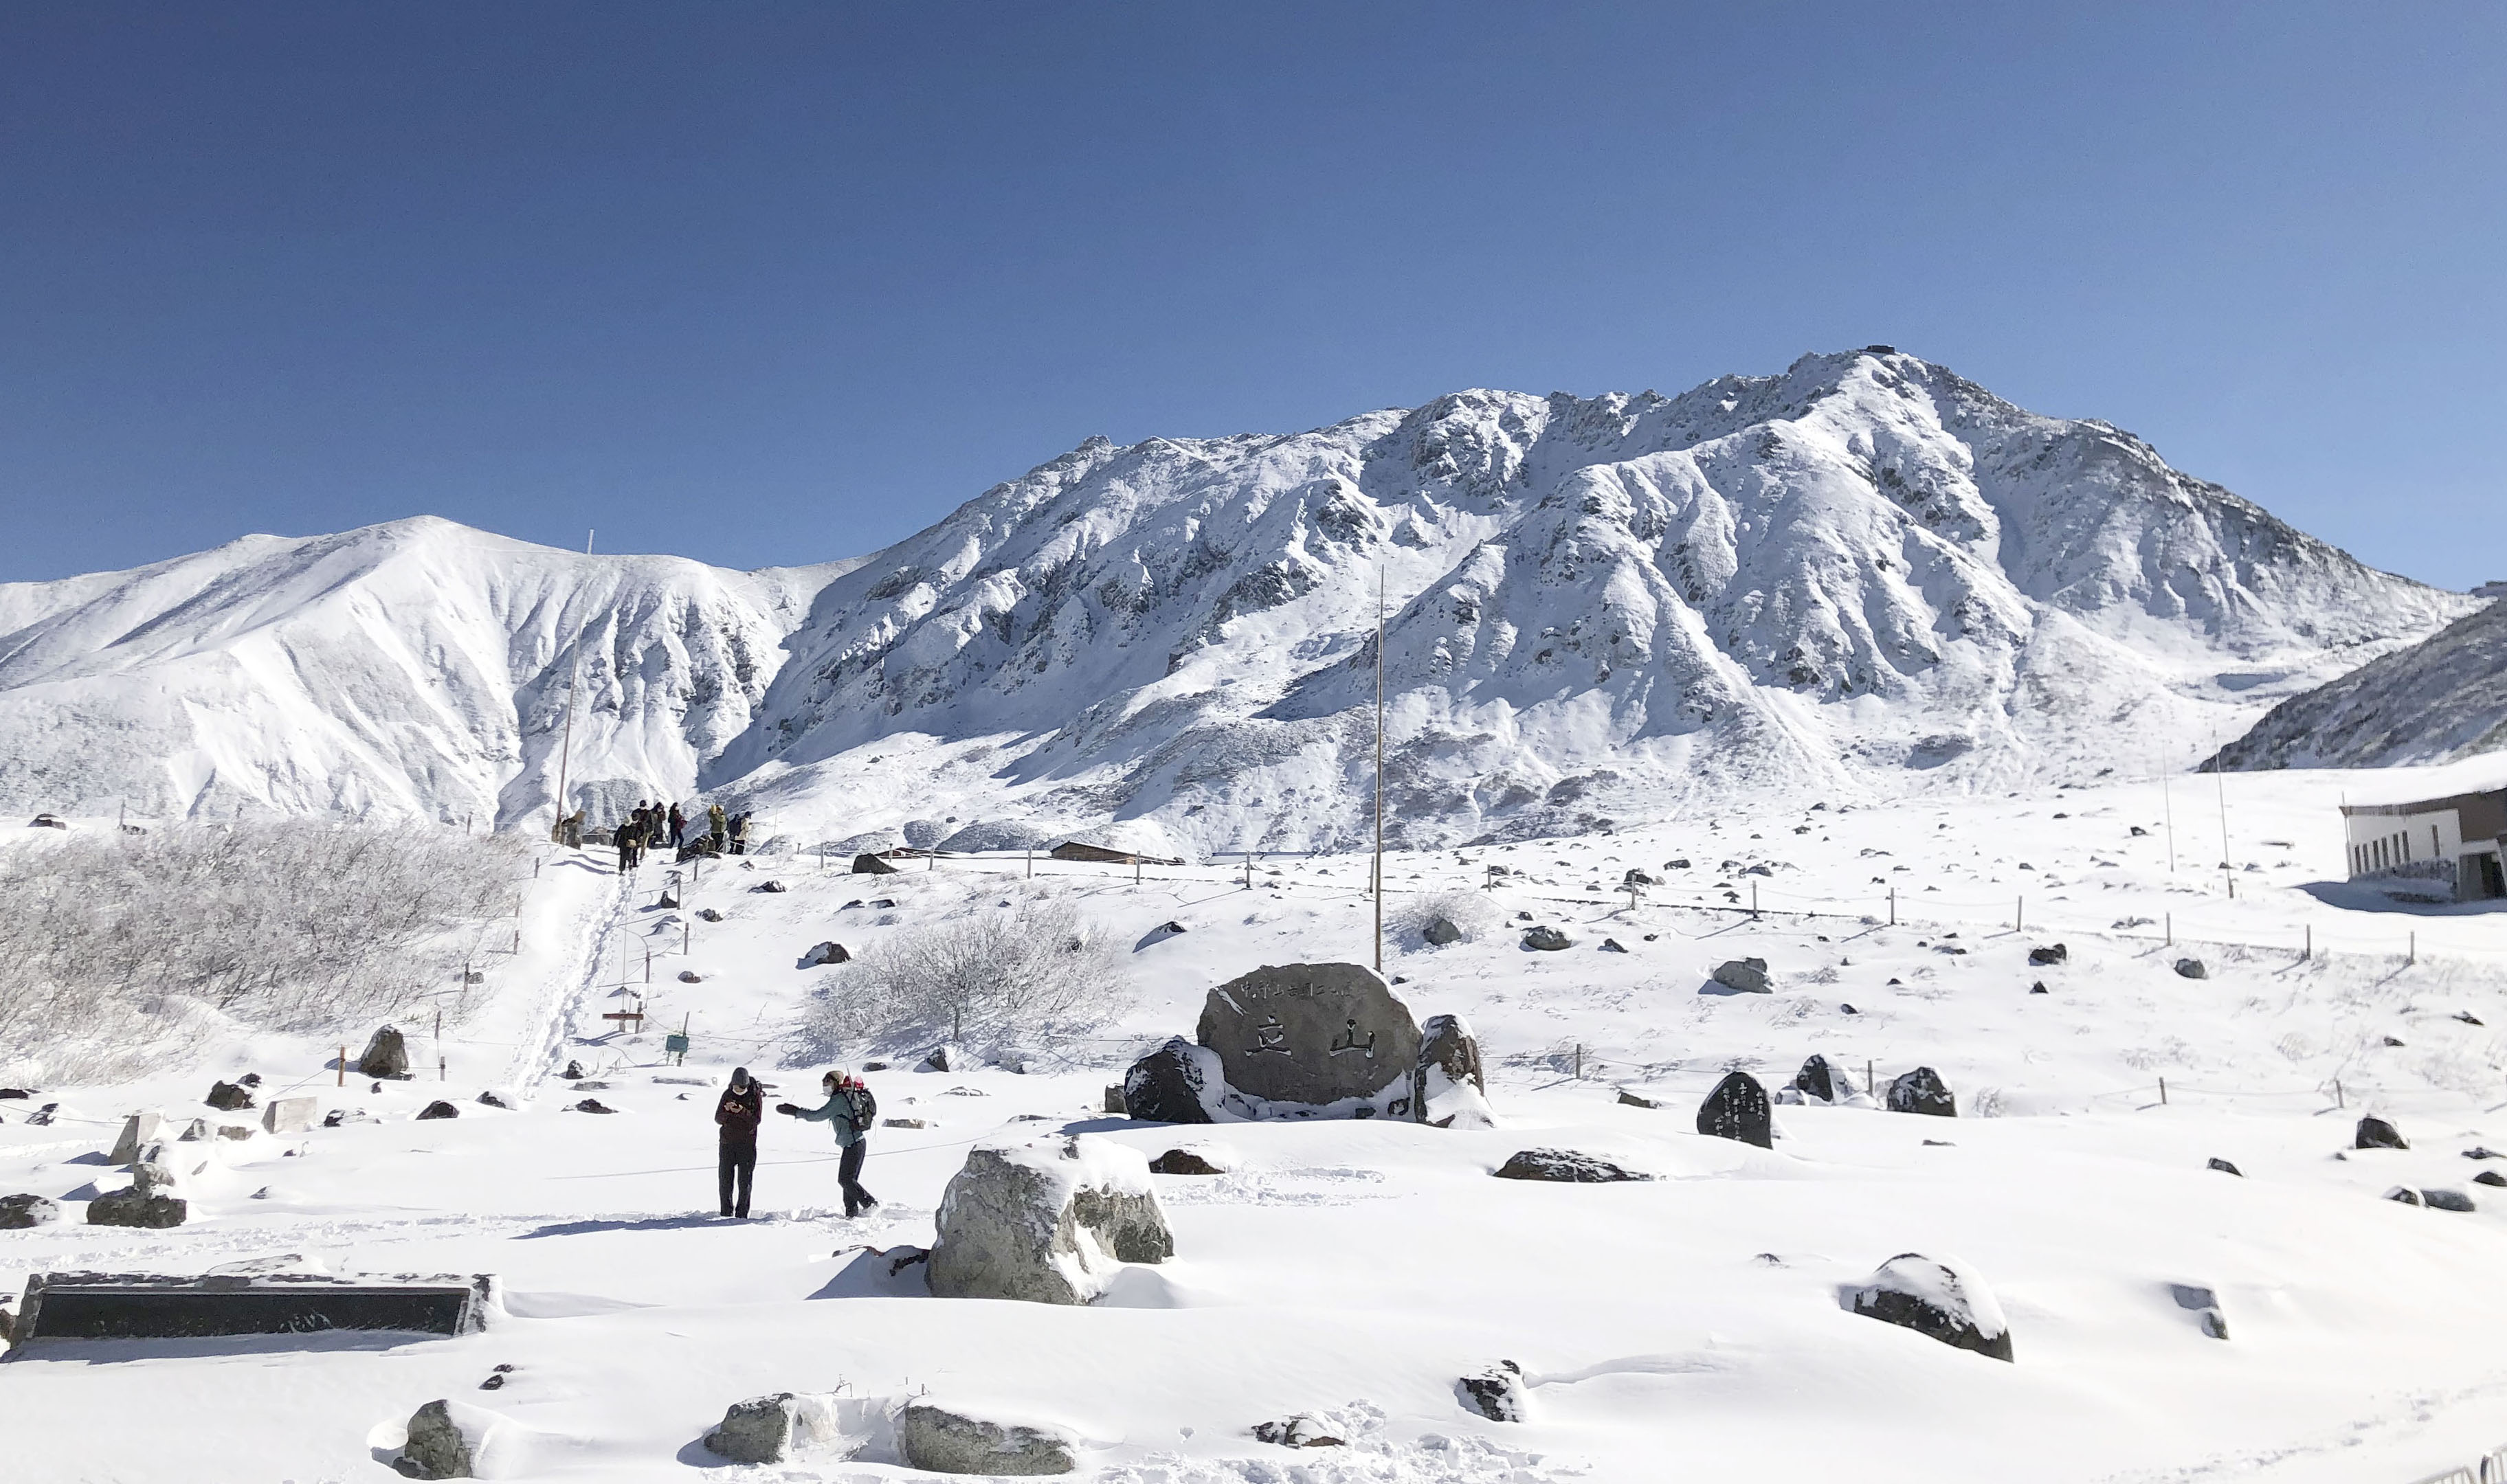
top-left (0, 821), bottom-right (526, 1077)
top-left (796, 897), bottom-right (1128, 1058)
top-left (1390, 888), bottom-right (1503, 948)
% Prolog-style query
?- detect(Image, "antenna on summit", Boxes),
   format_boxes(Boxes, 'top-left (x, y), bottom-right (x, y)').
top-left (550, 529), bottom-right (594, 844)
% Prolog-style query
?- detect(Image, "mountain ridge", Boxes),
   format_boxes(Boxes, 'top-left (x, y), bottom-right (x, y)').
top-left (0, 350), bottom-right (2475, 848)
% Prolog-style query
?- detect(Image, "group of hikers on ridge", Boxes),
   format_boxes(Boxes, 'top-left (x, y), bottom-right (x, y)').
top-left (711, 1066), bottom-right (879, 1219)
top-left (592, 799), bottom-right (751, 869)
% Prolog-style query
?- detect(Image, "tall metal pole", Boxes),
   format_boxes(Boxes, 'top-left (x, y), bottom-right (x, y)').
top-left (2214, 752), bottom-right (2234, 899)
top-left (1373, 567), bottom-right (1385, 974)
top-left (550, 530), bottom-right (594, 842)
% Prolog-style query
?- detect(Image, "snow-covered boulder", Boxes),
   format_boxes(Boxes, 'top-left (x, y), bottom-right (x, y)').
top-left (1492, 1149), bottom-right (1649, 1183)
top-left (1886, 1066), bottom-right (1957, 1117)
top-left (2355, 1115), bottom-right (2408, 1149)
top-left (801, 940), bottom-right (850, 967)
top-left (0, 1193), bottom-right (60, 1228)
top-left (935, 820), bottom-right (1054, 853)
top-left (394, 1397), bottom-right (520, 1479)
top-left (1711, 958), bottom-right (1772, 992)
top-left (205, 1079), bottom-right (254, 1112)
top-left (1521, 926), bottom-right (1571, 951)
top-left (703, 1391), bottom-right (845, 1465)
top-left (896, 1402), bottom-right (1078, 1476)
top-left (1846, 1253), bottom-right (2012, 1361)
top-left (1790, 1054), bottom-right (1867, 1105)
top-left (1458, 1360), bottom-right (1530, 1421)
top-left (1414, 1014), bottom-right (1494, 1127)
top-left (928, 1136), bottom-right (1173, 1305)
top-left (359, 1026), bottom-right (410, 1079)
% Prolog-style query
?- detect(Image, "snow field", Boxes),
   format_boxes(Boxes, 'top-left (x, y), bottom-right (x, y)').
top-left (0, 767), bottom-right (2503, 1481)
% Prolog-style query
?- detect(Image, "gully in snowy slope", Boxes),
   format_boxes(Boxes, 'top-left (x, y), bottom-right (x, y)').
top-left (779, 1069), bottom-right (878, 1217)
top-left (714, 1066), bottom-right (765, 1219)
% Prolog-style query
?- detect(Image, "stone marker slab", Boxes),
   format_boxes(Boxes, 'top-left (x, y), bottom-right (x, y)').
top-left (262, 1097), bottom-right (317, 1135)
top-left (1196, 963), bottom-right (1420, 1105)
top-left (1696, 1071), bottom-right (1772, 1148)
top-left (108, 1112), bottom-right (166, 1165)
top-left (10, 1270), bottom-right (492, 1347)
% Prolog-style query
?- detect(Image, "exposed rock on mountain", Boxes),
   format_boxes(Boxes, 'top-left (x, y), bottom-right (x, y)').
top-left (2207, 595), bottom-right (2504, 770)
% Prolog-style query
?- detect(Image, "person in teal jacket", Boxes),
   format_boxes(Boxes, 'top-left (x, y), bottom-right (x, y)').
top-left (778, 1069), bottom-right (879, 1217)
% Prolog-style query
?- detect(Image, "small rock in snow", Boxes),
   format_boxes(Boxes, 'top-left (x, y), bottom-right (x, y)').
top-left (1493, 1148), bottom-right (1650, 1183)
top-left (414, 1101), bottom-right (460, 1121)
top-left (2355, 1116), bottom-right (2409, 1150)
top-left (2207, 1157), bottom-right (2242, 1176)
top-left (1458, 1360), bottom-right (1529, 1422)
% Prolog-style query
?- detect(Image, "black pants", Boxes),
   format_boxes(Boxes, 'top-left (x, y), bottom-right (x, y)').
top-left (718, 1144), bottom-right (756, 1217)
top-left (838, 1139), bottom-right (875, 1217)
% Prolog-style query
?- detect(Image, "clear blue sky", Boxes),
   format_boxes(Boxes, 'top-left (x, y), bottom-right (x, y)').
top-left (4, 2), bottom-right (2502, 588)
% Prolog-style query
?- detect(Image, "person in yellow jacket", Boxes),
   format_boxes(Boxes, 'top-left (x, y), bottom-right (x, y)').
top-left (707, 802), bottom-right (728, 850)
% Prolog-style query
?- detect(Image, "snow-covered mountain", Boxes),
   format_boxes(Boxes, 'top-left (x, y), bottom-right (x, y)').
top-left (0, 350), bottom-right (2474, 846)
top-left (0, 519), bottom-right (848, 826)
top-left (2207, 593), bottom-right (2504, 771)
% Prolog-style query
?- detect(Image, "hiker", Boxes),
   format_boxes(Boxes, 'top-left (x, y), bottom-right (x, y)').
top-left (561, 809), bottom-right (585, 849)
top-left (715, 1066), bottom-right (765, 1218)
top-left (616, 819), bottom-right (638, 873)
top-left (778, 1069), bottom-right (878, 1217)
top-left (667, 803), bottom-right (686, 849)
top-left (728, 811), bottom-right (750, 855)
top-left (708, 802), bottom-right (728, 851)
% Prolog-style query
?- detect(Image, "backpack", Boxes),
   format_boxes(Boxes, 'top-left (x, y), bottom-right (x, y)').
top-left (844, 1083), bottom-right (878, 1132)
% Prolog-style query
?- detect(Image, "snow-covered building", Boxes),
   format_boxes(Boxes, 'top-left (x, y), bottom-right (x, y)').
top-left (2341, 788), bottom-right (2507, 900)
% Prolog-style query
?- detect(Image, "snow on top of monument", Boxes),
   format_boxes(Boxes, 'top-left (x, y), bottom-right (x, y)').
top-left (970, 1132), bottom-right (1157, 1202)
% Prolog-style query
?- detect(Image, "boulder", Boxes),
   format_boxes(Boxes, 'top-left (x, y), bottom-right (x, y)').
top-left (261, 1097), bottom-right (317, 1134)
top-left (561, 1060), bottom-right (586, 1080)
top-left (1196, 963), bottom-right (1420, 1108)
top-left (1100, 1085), bottom-right (1125, 1115)
top-left (1522, 926), bottom-right (1572, 951)
top-left (416, 1101), bottom-right (461, 1121)
top-left (205, 1079), bottom-right (254, 1112)
top-left (87, 1188), bottom-right (186, 1228)
top-left (2170, 1283), bottom-right (2229, 1340)
top-left (109, 1111), bottom-right (166, 1164)
top-left (1253, 1414), bottom-right (1344, 1448)
top-left (574, 1099), bottom-right (616, 1114)
top-left (477, 1091), bottom-right (510, 1109)
top-left (178, 1117), bottom-right (210, 1141)
top-left (394, 1399), bottom-right (506, 1480)
top-left (2475, 1171), bottom-right (2507, 1189)
top-left (803, 941), bottom-right (851, 967)
top-left (1458, 1360), bottom-right (1528, 1421)
top-left (1886, 1066), bottom-right (1957, 1118)
top-left (1599, 938), bottom-right (1628, 953)
top-left (1623, 868), bottom-right (1662, 886)
top-left (678, 970), bottom-right (703, 983)
top-left (1413, 1013), bottom-right (1489, 1125)
top-left (2385, 1185), bottom-right (2424, 1206)
top-left (359, 1025), bottom-right (412, 1079)
top-left (1695, 1071), bottom-right (1772, 1149)
top-left (2027, 943), bottom-right (2069, 966)
top-left (2173, 958), bottom-right (2208, 980)
top-left (1120, 1037), bottom-right (1222, 1124)
top-left (1711, 958), bottom-right (1771, 993)
top-left (322, 1108), bottom-right (375, 1127)
top-left (1793, 1054), bottom-right (1851, 1104)
top-left (1847, 1252), bottom-right (2012, 1361)
top-left (2423, 1187), bottom-right (2477, 1212)
top-left (1616, 1090), bottom-right (1662, 1109)
top-left (1148, 1148), bottom-right (1223, 1176)
top-left (852, 853), bottom-right (901, 875)
top-left (703, 1391), bottom-right (842, 1465)
top-left (1492, 1149), bottom-right (1650, 1183)
top-left (897, 1403), bottom-right (1077, 1476)
top-left (2206, 1157), bottom-right (2243, 1176)
top-left (696, 908), bottom-right (724, 922)
top-left (753, 881), bottom-right (786, 894)
top-left (927, 1136), bottom-right (1173, 1305)
top-left (2355, 1115), bottom-right (2408, 1149)
top-left (1421, 916), bottom-right (1463, 946)
top-left (0, 1193), bottom-right (60, 1228)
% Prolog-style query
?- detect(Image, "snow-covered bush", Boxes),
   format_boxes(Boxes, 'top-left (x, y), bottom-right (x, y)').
top-left (0, 822), bottom-right (526, 1075)
top-left (796, 897), bottom-right (1128, 1057)
top-left (1390, 888), bottom-right (1504, 948)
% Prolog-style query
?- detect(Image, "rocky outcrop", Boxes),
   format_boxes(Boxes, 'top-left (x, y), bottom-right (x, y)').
top-left (928, 1137), bottom-right (1173, 1305)
top-left (1458, 1361), bottom-right (1530, 1421)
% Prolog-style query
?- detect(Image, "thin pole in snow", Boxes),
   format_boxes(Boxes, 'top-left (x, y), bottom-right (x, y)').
top-left (2304, 924), bottom-right (2310, 960)
top-left (1750, 881), bottom-right (1759, 919)
top-left (1027, 847), bottom-right (1034, 880)
top-left (2158, 1076), bottom-right (2168, 1106)
top-left (2335, 1078), bottom-right (2344, 1109)
top-left (1888, 887), bottom-right (1896, 926)
top-left (1373, 566), bottom-right (1385, 974)
top-left (1866, 1059), bottom-right (1874, 1099)
top-left (2016, 896), bottom-right (2024, 933)
top-left (550, 529), bottom-right (594, 841)
top-left (2216, 762), bottom-right (2234, 899)
top-left (2409, 931), bottom-right (2416, 966)
top-left (338, 1046), bottom-right (346, 1088)
top-left (2165, 912), bottom-right (2172, 947)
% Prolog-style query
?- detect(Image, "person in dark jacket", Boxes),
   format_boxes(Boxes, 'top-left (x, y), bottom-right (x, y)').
top-left (728, 811), bottom-right (750, 855)
top-left (779, 1069), bottom-right (878, 1217)
top-left (715, 1066), bottom-right (765, 1218)
top-left (667, 804), bottom-right (687, 849)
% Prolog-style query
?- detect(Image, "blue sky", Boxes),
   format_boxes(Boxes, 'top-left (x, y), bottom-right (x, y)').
top-left (3, 2), bottom-right (2502, 588)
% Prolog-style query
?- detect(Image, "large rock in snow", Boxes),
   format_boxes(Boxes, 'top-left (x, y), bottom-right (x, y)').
top-left (394, 1398), bottom-right (515, 1479)
top-left (704, 1392), bottom-right (843, 1465)
top-left (1847, 1252), bottom-right (2012, 1361)
top-left (2355, 1115), bottom-right (2408, 1150)
top-left (1121, 1037), bottom-right (1223, 1125)
top-left (897, 1403), bottom-right (1077, 1476)
top-left (108, 1111), bottom-right (166, 1164)
top-left (1195, 962), bottom-right (1420, 1106)
top-left (928, 1136), bottom-right (1174, 1305)
top-left (0, 1193), bottom-right (61, 1228)
top-left (1711, 958), bottom-right (1771, 993)
top-left (1886, 1066), bottom-right (1957, 1117)
top-left (1792, 1054), bottom-right (1853, 1104)
top-left (1493, 1149), bottom-right (1649, 1182)
top-left (358, 1025), bottom-right (410, 1079)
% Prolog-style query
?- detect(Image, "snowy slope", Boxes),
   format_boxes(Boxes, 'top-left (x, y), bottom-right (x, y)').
top-left (0, 518), bottom-right (849, 827)
top-left (0, 351), bottom-right (2474, 844)
top-left (4, 768), bottom-right (2507, 1483)
top-left (2209, 594), bottom-right (2505, 770)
